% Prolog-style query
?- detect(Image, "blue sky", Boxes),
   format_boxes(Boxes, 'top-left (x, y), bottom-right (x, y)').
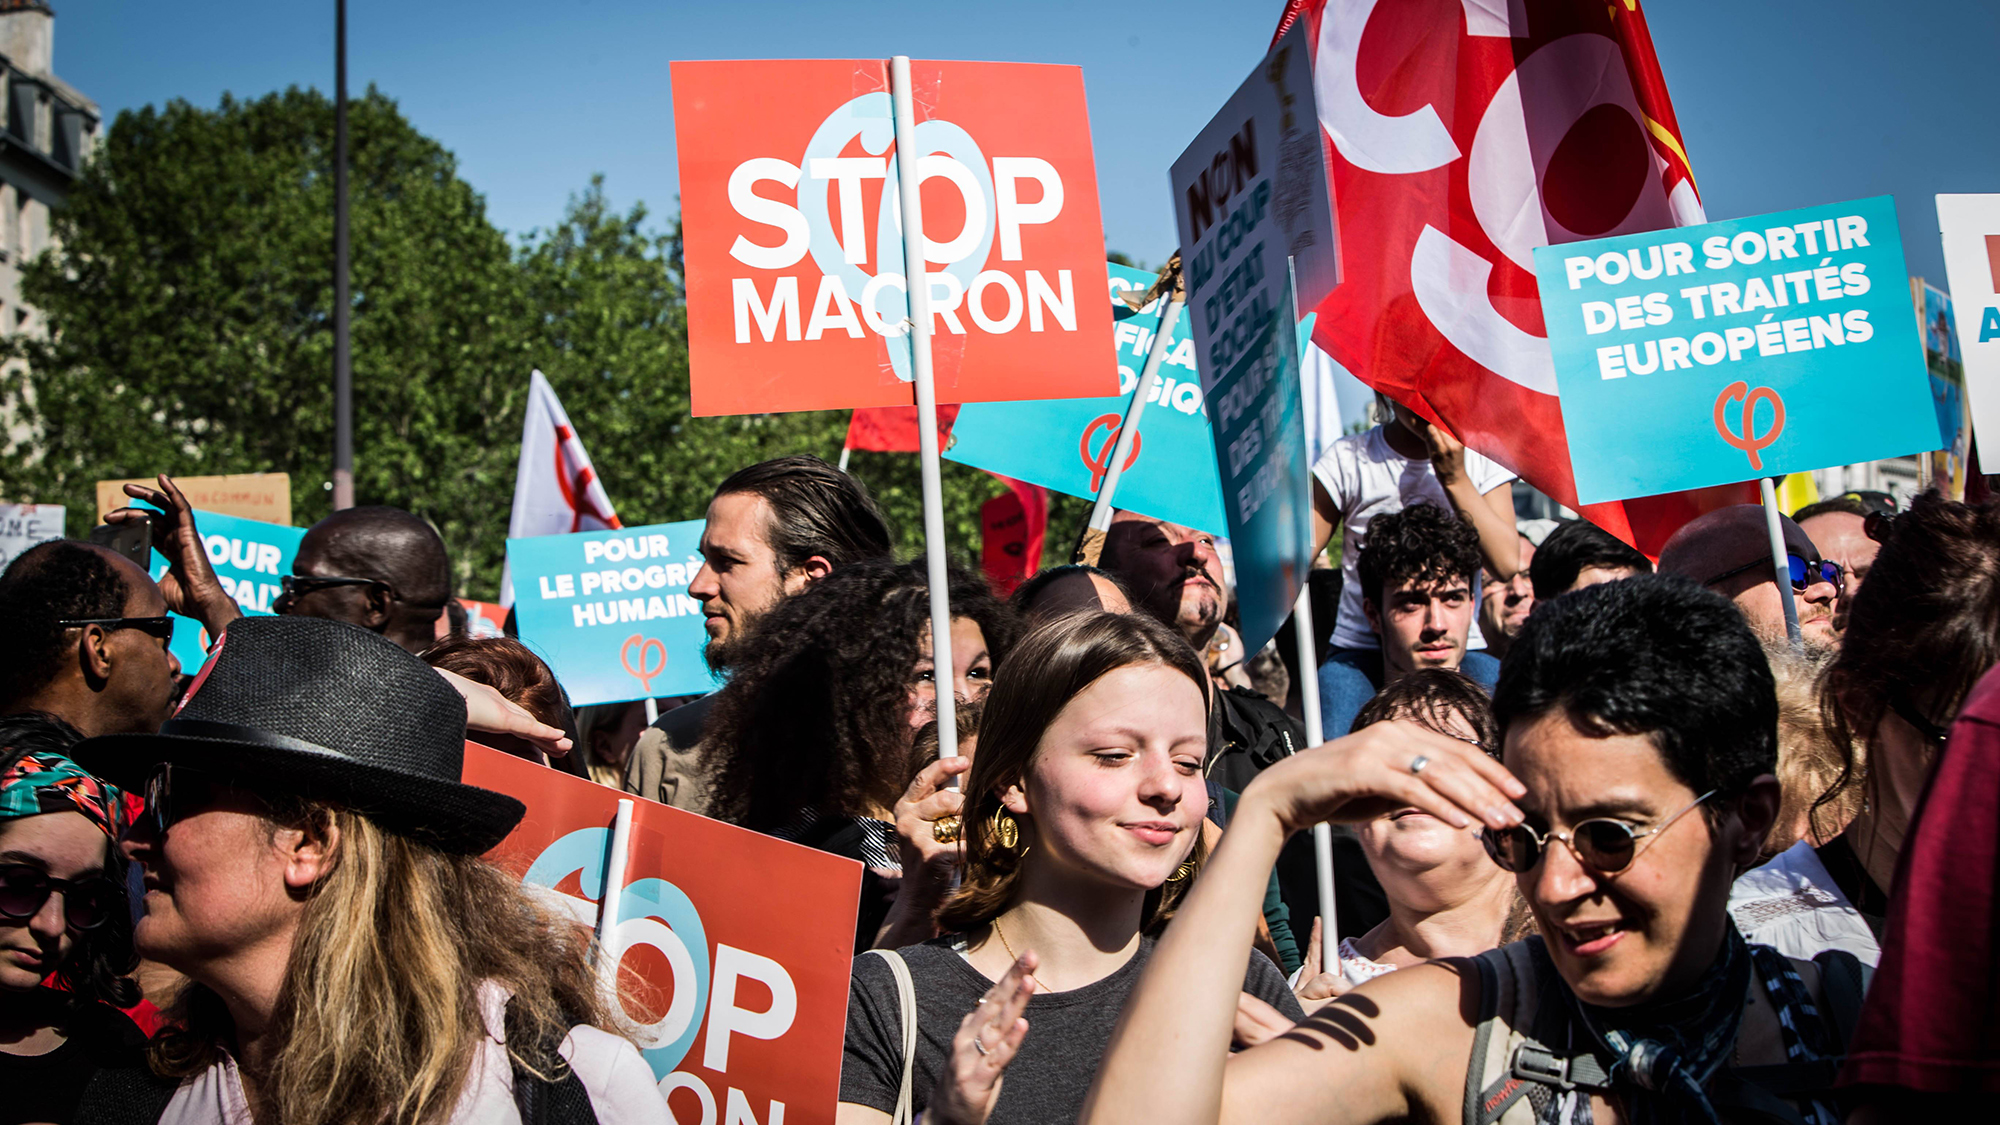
top-left (55, 0), bottom-right (1999, 285)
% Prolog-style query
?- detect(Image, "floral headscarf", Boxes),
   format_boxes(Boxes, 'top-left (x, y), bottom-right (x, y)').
top-left (0, 750), bottom-right (125, 839)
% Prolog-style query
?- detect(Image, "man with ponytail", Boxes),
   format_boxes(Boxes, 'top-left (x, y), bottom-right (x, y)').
top-left (69, 616), bottom-right (668, 1125)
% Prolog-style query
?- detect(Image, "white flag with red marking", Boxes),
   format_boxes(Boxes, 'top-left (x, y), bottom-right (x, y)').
top-left (500, 370), bottom-right (621, 607)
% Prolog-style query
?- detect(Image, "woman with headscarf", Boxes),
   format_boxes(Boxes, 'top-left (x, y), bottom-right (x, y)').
top-left (0, 711), bottom-right (147, 1125)
top-left (69, 615), bottom-right (668, 1125)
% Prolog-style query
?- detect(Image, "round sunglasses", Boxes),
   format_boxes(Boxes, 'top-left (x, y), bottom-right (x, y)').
top-left (0, 863), bottom-right (122, 931)
top-left (1481, 791), bottom-right (1714, 876)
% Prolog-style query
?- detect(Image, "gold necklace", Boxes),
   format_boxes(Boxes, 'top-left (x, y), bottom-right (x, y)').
top-left (990, 917), bottom-right (1044, 992)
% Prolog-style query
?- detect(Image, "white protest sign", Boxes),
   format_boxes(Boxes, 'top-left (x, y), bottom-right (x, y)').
top-left (1937, 194), bottom-right (2000, 453)
top-left (0, 503), bottom-right (64, 569)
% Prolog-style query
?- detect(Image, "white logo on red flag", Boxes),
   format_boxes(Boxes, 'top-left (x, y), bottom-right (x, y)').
top-left (1278, 0), bottom-right (1707, 548)
top-left (501, 370), bottom-right (621, 606)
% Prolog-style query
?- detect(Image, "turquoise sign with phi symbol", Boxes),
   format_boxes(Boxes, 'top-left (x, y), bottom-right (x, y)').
top-left (1536, 196), bottom-right (1937, 504)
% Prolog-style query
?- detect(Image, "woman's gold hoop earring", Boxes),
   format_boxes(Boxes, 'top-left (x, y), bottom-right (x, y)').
top-left (1167, 858), bottom-right (1196, 883)
top-left (988, 808), bottom-right (1021, 852)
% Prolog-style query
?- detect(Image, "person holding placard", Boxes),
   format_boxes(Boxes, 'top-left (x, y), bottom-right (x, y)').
top-left (839, 612), bottom-right (1301, 1125)
top-left (1310, 396), bottom-right (1520, 738)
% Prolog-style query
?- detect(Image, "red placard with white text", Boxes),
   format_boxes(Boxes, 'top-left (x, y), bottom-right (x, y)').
top-left (672, 58), bottom-right (1118, 415)
top-left (463, 745), bottom-right (861, 1124)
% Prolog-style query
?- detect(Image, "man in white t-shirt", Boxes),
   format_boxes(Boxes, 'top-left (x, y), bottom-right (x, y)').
top-left (1309, 395), bottom-right (1520, 736)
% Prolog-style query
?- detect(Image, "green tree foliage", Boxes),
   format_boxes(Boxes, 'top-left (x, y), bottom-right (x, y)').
top-left (1, 90), bottom-right (1074, 597)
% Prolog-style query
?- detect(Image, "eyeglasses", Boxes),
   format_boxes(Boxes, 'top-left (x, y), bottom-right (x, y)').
top-left (58, 616), bottom-right (176, 643)
top-left (273, 573), bottom-right (383, 612)
top-left (142, 763), bottom-right (228, 839)
top-left (1482, 791), bottom-right (1715, 876)
top-left (1702, 554), bottom-right (1841, 593)
top-left (0, 863), bottom-right (122, 931)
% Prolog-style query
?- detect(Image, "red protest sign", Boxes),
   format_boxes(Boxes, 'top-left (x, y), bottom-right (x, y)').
top-left (673, 59), bottom-right (1117, 416)
top-left (463, 745), bottom-right (861, 1124)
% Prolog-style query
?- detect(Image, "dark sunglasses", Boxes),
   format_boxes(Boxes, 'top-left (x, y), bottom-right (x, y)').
top-left (1864, 510), bottom-right (1897, 545)
top-left (0, 863), bottom-right (122, 931)
top-left (58, 615), bottom-right (176, 643)
top-left (1702, 553), bottom-right (1841, 593)
top-left (1482, 791), bottom-right (1714, 876)
top-left (143, 762), bottom-right (231, 839)
top-left (272, 573), bottom-right (384, 613)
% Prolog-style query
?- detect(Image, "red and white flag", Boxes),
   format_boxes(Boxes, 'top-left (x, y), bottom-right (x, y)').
top-left (500, 370), bottom-right (621, 606)
top-left (844, 405), bottom-right (963, 455)
top-left (1276, 0), bottom-right (1710, 553)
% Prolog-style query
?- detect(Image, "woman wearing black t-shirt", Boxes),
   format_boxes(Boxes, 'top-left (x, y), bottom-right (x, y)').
top-left (0, 722), bottom-right (147, 1125)
top-left (839, 612), bottom-right (1302, 1125)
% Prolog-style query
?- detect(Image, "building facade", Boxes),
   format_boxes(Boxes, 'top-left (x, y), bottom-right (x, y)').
top-left (0, 0), bottom-right (95, 342)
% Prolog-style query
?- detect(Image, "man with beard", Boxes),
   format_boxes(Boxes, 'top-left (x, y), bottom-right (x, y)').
top-left (624, 456), bottom-right (892, 812)
top-left (1657, 505), bottom-right (1840, 652)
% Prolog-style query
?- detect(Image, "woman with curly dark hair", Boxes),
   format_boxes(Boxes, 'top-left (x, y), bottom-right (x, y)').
top-left (0, 712), bottom-right (147, 1125)
top-left (703, 559), bottom-right (1020, 944)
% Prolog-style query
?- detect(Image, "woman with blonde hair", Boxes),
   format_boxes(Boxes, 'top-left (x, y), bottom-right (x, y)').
top-left (71, 616), bottom-right (667, 1125)
top-left (838, 611), bottom-right (1300, 1125)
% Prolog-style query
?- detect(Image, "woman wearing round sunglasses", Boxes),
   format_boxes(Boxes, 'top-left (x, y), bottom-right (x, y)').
top-left (1082, 577), bottom-right (1869, 1125)
top-left (0, 717), bottom-right (147, 1125)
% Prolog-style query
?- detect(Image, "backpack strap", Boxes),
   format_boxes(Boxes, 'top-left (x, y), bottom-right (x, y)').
top-left (507, 999), bottom-right (603, 1125)
top-left (1810, 949), bottom-right (1871, 1050)
top-left (1462, 940), bottom-right (1617, 1125)
top-left (864, 948), bottom-right (918, 1125)
top-left (73, 1064), bottom-right (180, 1125)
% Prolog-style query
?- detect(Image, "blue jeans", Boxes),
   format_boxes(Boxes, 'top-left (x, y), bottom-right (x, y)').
top-left (1317, 645), bottom-right (1501, 737)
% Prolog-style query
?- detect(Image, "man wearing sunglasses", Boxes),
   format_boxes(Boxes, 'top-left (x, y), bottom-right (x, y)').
top-left (0, 540), bottom-right (184, 737)
top-left (1657, 503), bottom-right (1841, 651)
top-left (274, 506), bottom-right (453, 654)
top-left (1084, 576), bottom-right (1868, 1125)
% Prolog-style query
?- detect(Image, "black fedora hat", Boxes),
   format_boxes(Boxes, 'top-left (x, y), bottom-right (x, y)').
top-left (73, 615), bottom-right (525, 854)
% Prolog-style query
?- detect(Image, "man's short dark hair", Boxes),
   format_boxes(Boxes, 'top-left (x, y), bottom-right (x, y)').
top-left (1011, 564), bottom-right (1133, 615)
top-left (1353, 667), bottom-right (1497, 753)
top-left (1792, 496), bottom-right (1869, 523)
top-left (1355, 503), bottom-right (1481, 606)
top-left (0, 541), bottom-right (132, 707)
top-left (1493, 574), bottom-right (1776, 802)
top-left (1529, 519), bottom-right (1653, 600)
top-left (714, 455), bottom-right (893, 573)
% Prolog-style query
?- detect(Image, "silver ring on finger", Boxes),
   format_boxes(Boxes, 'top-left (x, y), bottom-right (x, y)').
top-left (1409, 755), bottom-right (1431, 775)
top-left (972, 1034), bottom-right (990, 1056)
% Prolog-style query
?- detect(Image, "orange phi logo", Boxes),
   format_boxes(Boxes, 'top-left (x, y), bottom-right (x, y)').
top-left (1079, 413), bottom-right (1142, 492)
top-left (620, 634), bottom-right (666, 697)
top-left (1713, 382), bottom-right (1785, 470)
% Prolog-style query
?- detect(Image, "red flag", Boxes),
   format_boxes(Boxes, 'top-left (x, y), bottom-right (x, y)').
top-left (844, 405), bottom-right (963, 454)
top-left (979, 475), bottom-right (1046, 595)
top-left (1275, 0), bottom-right (1709, 555)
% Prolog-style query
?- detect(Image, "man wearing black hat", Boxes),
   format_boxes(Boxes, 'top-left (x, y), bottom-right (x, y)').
top-left (1657, 504), bottom-right (1841, 651)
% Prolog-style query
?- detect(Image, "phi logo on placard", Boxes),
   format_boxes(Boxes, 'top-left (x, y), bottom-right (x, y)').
top-left (727, 95), bottom-right (1072, 380)
top-left (524, 828), bottom-right (799, 1114)
top-left (1712, 381), bottom-right (1785, 470)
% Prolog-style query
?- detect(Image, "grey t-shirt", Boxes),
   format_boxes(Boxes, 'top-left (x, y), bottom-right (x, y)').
top-left (841, 934), bottom-right (1303, 1123)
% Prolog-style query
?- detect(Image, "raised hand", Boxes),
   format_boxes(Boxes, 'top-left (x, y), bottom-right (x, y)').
top-left (928, 951), bottom-right (1036, 1125)
top-left (1245, 719), bottom-right (1525, 839)
top-left (436, 666), bottom-right (574, 757)
top-left (872, 756), bottom-right (971, 949)
top-left (1293, 917), bottom-right (1352, 1013)
top-left (108, 474), bottom-right (242, 636)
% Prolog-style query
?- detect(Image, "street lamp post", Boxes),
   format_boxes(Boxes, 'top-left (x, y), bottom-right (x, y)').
top-left (332, 0), bottom-right (354, 510)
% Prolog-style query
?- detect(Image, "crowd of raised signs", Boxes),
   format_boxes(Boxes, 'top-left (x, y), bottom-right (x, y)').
top-left (1, 402), bottom-right (1996, 1125)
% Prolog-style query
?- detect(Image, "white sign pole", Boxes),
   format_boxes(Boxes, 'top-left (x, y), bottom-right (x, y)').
top-left (1759, 477), bottom-right (1803, 650)
top-left (594, 797), bottom-right (635, 988)
top-left (1085, 297), bottom-right (1185, 535)
top-left (891, 55), bottom-right (959, 761)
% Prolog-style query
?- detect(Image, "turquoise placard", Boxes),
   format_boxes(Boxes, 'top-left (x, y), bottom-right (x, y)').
top-left (507, 520), bottom-right (722, 706)
top-left (1535, 196), bottom-right (1936, 504)
top-left (944, 262), bottom-right (1229, 533)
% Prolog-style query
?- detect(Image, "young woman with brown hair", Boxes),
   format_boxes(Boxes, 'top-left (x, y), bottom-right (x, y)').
top-left (837, 611), bottom-right (1301, 1125)
top-left (70, 616), bottom-right (667, 1125)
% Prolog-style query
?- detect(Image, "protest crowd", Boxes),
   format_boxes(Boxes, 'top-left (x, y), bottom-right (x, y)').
top-left (3, 3), bottom-right (1999, 1125)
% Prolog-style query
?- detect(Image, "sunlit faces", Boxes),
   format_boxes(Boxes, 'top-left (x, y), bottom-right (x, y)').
top-left (120, 786), bottom-right (317, 976)
top-left (0, 812), bottom-right (108, 990)
top-left (909, 617), bottom-right (995, 728)
top-left (1357, 712), bottom-right (1496, 899)
top-left (1502, 711), bottom-right (1756, 1008)
top-left (1712, 565), bottom-right (1837, 652)
top-left (1001, 663), bottom-right (1208, 893)
top-left (1102, 513), bottom-right (1223, 644)
top-left (1479, 535), bottom-right (1535, 644)
top-left (98, 551), bottom-right (181, 734)
top-left (689, 492), bottom-right (805, 667)
top-left (1366, 576), bottom-right (1474, 678)
top-left (1797, 511), bottom-right (1876, 632)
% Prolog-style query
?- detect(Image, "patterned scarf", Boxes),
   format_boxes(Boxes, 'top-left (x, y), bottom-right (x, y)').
top-left (1556, 922), bottom-right (1753, 1125)
top-left (0, 749), bottom-right (125, 838)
